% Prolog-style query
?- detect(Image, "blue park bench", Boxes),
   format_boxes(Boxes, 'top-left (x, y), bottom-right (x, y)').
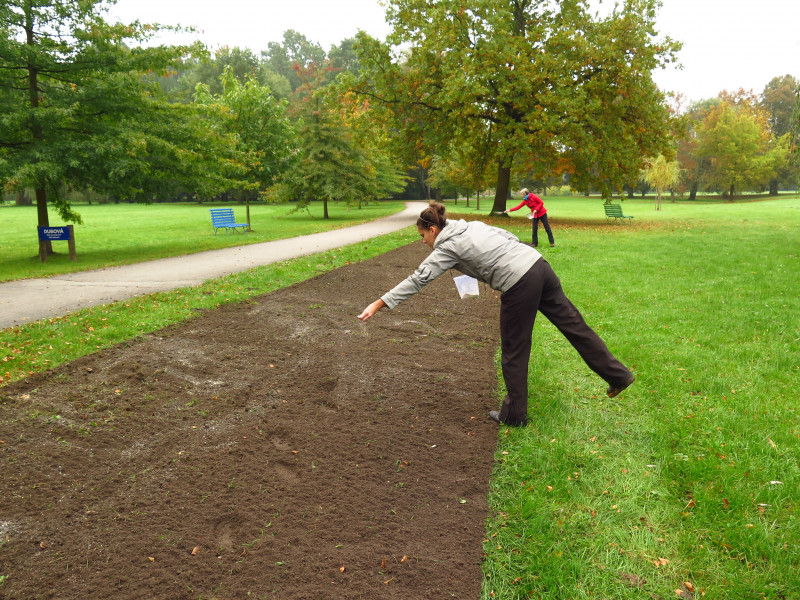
top-left (209, 208), bottom-right (249, 235)
top-left (603, 204), bottom-right (634, 224)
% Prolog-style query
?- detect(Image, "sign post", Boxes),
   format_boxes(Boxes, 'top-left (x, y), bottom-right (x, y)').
top-left (37, 225), bottom-right (76, 263)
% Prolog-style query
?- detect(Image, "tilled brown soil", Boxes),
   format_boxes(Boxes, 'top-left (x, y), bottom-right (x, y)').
top-left (0, 242), bottom-right (504, 600)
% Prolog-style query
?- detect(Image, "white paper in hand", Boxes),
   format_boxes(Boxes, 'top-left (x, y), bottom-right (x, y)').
top-left (453, 275), bottom-right (479, 299)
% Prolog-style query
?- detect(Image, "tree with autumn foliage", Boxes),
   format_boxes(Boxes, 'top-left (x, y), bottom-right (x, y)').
top-left (0, 0), bottom-right (239, 256)
top-left (695, 94), bottom-right (789, 199)
top-left (350, 0), bottom-right (679, 212)
top-left (268, 63), bottom-right (406, 218)
top-left (642, 154), bottom-right (681, 210)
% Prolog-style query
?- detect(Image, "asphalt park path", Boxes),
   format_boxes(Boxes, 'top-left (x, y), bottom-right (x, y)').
top-left (0, 202), bottom-right (426, 330)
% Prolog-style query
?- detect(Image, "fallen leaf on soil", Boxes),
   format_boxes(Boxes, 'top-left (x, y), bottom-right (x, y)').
top-left (400, 555), bottom-right (408, 563)
top-left (380, 556), bottom-right (387, 569)
top-left (339, 565), bottom-right (346, 573)
top-left (384, 577), bottom-right (394, 584)
top-left (39, 541), bottom-right (47, 549)
top-left (148, 556), bottom-right (155, 562)
top-left (191, 547), bottom-right (200, 555)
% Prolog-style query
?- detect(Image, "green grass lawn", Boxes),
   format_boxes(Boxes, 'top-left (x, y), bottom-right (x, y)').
top-left (1, 194), bottom-right (798, 598)
top-left (477, 195), bottom-right (800, 599)
top-left (0, 200), bottom-right (406, 282)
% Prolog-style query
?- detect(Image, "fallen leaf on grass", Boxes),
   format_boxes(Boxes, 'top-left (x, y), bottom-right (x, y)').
top-left (653, 557), bottom-right (669, 567)
top-left (675, 581), bottom-right (694, 598)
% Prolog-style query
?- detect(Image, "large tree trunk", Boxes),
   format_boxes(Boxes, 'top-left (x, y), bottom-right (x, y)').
top-left (769, 178), bottom-right (779, 196)
top-left (729, 184), bottom-right (735, 200)
top-left (491, 163), bottom-right (511, 214)
top-left (35, 186), bottom-right (53, 256)
top-left (27, 8), bottom-right (53, 257)
top-left (689, 181), bottom-right (698, 201)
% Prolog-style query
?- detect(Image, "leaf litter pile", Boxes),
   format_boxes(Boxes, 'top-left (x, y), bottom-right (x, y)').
top-left (0, 243), bottom-right (503, 599)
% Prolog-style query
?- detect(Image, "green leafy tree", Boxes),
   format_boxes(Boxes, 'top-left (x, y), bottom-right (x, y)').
top-left (270, 64), bottom-right (405, 217)
top-left (761, 75), bottom-right (800, 194)
top-left (352, 0), bottom-right (679, 212)
top-left (0, 0), bottom-right (234, 255)
top-left (195, 67), bottom-right (294, 225)
top-left (328, 38), bottom-right (363, 79)
top-left (695, 99), bottom-right (789, 199)
top-left (262, 30), bottom-right (326, 93)
top-left (174, 46), bottom-right (291, 101)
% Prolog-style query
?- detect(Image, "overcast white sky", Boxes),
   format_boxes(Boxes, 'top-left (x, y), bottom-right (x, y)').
top-left (108, 0), bottom-right (800, 104)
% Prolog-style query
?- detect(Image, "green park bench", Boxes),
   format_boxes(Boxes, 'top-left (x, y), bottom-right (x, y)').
top-left (603, 204), bottom-right (634, 224)
top-left (209, 208), bottom-right (249, 235)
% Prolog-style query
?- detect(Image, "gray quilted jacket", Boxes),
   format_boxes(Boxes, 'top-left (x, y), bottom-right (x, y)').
top-left (381, 219), bottom-right (542, 309)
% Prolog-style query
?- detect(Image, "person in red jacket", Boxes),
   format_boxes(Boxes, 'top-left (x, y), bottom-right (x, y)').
top-left (504, 188), bottom-right (555, 247)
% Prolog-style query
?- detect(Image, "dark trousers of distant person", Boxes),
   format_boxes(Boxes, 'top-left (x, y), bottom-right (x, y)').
top-left (532, 214), bottom-right (555, 247)
top-left (497, 259), bottom-right (632, 426)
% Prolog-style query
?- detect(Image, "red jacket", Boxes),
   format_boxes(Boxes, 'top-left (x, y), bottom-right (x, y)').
top-left (509, 193), bottom-right (547, 217)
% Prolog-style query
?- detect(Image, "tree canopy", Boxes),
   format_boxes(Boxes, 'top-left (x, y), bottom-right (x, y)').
top-left (0, 0), bottom-right (237, 239)
top-left (350, 0), bottom-right (680, 210)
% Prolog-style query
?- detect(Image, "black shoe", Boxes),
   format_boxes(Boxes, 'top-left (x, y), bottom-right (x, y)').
top-left (607, 374), bottom-right (635, 398)
top-left (488, 410), bottom-right (527, 427)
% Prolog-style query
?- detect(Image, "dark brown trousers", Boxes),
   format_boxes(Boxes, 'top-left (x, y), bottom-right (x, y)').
top-left (498, 259), bottom-right (631, 425)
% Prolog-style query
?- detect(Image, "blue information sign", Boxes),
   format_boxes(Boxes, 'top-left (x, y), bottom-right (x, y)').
top-left (38, 226), bottom-right (72, 241)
